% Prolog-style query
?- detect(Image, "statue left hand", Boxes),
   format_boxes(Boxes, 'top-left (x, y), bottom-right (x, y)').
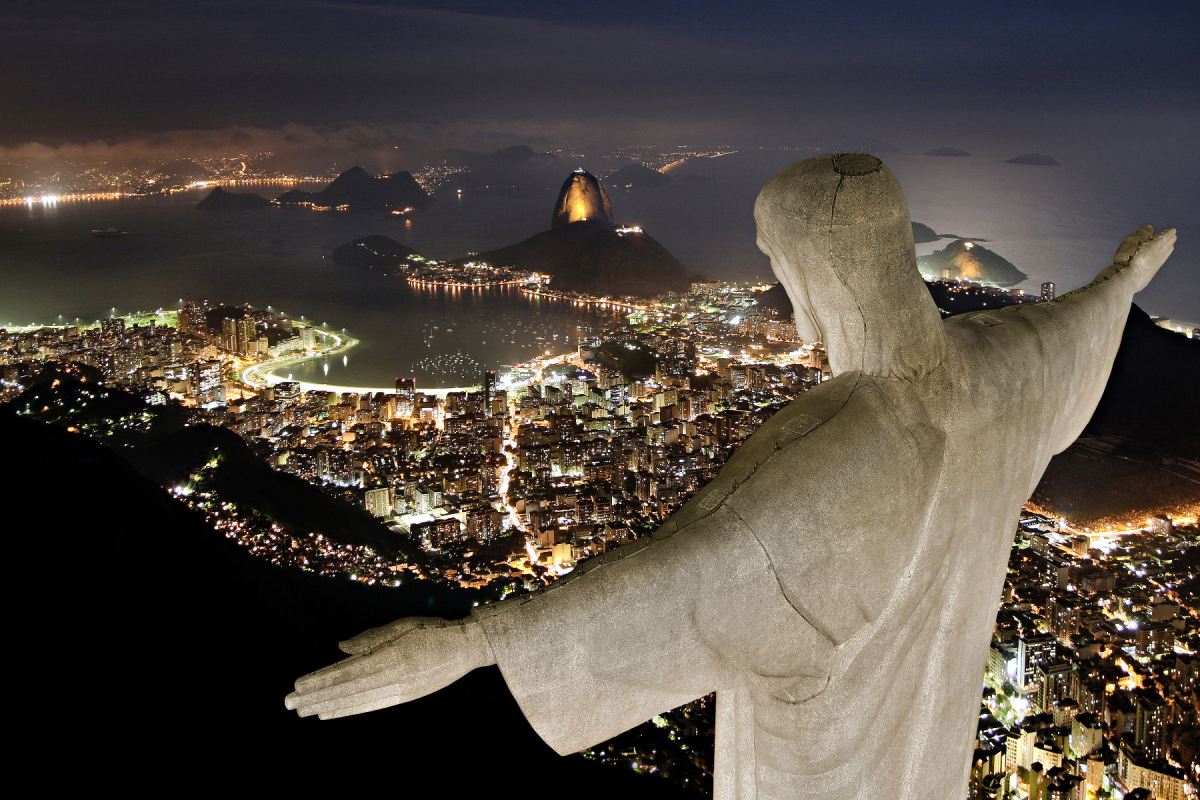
top-left (1114, 225), bottom-right (1177, 291)
top-left (284, 615), bottom-right (494, 720)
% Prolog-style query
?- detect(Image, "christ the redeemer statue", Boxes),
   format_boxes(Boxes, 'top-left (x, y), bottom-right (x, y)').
top-left (285, 154), bottom-right (1176, 799)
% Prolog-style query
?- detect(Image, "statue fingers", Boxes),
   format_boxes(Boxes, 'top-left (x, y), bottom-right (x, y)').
top-left (295, 684), bottom-right (408, 719)
top-left (316, 695), bottom-right (405, 724)
top-left (1128, 227), bottom-right (1177, 288)
top-left (317, 690), bottom-right (410, 721)
top-left (288, 659), bottom-right (411, 714)
top-left (291, 648), bottom-right (393, 696)
top-left (288, 658), bottom-right (457, 717)
top-left (286, 622), bottom-right (489, 717)
top-left (301, 668), bottom-right (458, 720)
top-left (1114, 225), bottom-right (1156, 266)
top-left (1145, 227), bottom-right (1177, 260)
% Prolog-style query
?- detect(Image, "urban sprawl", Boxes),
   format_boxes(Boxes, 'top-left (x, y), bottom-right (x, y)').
top-left (1, 276), bottom-right (1194, 799)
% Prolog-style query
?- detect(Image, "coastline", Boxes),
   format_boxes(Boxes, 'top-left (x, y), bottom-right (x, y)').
top-left (241, 325), bottom-right (490, 396)
top-left (8, 303), bottom-right (586, 397)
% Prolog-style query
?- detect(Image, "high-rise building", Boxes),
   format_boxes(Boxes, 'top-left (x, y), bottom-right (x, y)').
top-left (194, 359), bottom-right (224, 406)
top-left (235, 317), bottom-right (256, 355)
top-left (483, 370), bottom-right (497, 418)
top-left (364, 487), bottom-right (392, 518)
top-left (410, 517), bottom-right (462, 550)
top-left (1118, 743), bottom-right (1187, 799)
top-left (1017, 633), bottom-right (1059, 687)
top-left (1041, 282), bottom-right (1056, 301)
top-left (1005, 727), bottom-right (1038, 771)
top-left (221, 317), bottom-right (239, 352)
top-left (218, 316), bottom-right (257, 354)
top-left (1133, 689), bottom-right (1169, 761)
top-left (1070, 713), bottom-right (1103, 758)
top-left (176, 302), bottom-right (207, 336)
top-left (394, 377), bottom-right (416, 420)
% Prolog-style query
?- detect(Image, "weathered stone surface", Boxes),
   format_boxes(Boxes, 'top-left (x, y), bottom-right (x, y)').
top-left (285, 154), bottom-right (1176, 799)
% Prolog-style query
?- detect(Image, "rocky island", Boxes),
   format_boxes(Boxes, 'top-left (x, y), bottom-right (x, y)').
top-left (910, 221), bottom-right (941, 243)
top-left (918, 238), bottom-right (1027, 287)
top-left (276, 166), bottom-right (431, 211)
top-left (332, 235), bottom-right (423, 274)
top-left (468, 169), bottom-right (700, 296)
top-left (196, 187), bottom-right (270, 210)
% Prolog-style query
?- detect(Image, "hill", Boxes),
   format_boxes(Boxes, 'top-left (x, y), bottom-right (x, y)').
top-left (7, 373), bottom-right (412, 557)
top-left (472, 219), bottom-right (700, 297)
top-left (332, 235), bottom-right (422, 274)
top-left (1082, 304), bottom-right (1200, 452)
top-left (276, 167), bottom-right (431, 211)
top-left (0, 412), bottom-right (690, 797)
top-left (754, 283), bottom-right (1198, 525)
top-left (911, 221), bottom-right (941, 244)
top-left (1032, 304), bottom-right (1200, 524)
top-left (196, 187), bottom-right (270, 210)
top-left (918, 239), bottom-right (1027, 287)
top-left (552, 169), bottom-right (613, 228)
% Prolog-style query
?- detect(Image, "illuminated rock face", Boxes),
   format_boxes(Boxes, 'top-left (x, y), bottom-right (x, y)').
top-left (551, 169), bottom-right (613, 228)
top-left (918, 238), bottom-right (1028, 287)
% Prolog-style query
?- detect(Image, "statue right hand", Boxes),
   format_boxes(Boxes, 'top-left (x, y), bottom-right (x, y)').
top-left (1114, 225), bottom-right (1177, 291)
top-left (284, 615), bottom-right (495, 720)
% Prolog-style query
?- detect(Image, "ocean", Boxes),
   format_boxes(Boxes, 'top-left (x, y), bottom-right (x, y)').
top-left (2, 150), bottom-right (1195, 388)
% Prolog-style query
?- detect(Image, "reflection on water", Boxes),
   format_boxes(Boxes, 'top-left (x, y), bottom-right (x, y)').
top-left (0, 186), bottom-right (616, 387)
top-left (281, 284), bottom-right (617, 387)
top-left (2, 151), bottom-right (1195, 365)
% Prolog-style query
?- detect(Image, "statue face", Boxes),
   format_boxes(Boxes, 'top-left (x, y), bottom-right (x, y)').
top-left (755, 230), bottom-right (825, 346)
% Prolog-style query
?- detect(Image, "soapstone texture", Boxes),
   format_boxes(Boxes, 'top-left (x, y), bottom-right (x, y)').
top-left (286, 153), bottom-right (1176, 799)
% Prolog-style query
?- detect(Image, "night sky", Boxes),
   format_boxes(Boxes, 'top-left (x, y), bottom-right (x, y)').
top-left (3, 1), bottom-right (1197, 163)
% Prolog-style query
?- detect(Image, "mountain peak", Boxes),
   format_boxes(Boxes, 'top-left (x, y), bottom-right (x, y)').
top-left (551, 169), bottom-right (613, 228)
top-left (196, 187), bottom-right (269, 210)
top-left (276, 166), bottom-right (430, 210)
top-left (918, 239), bottom-right (1027, 287)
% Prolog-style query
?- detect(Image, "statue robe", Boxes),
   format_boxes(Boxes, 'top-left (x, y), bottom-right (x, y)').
top-left (474, 246), bottom-right (1140, 799)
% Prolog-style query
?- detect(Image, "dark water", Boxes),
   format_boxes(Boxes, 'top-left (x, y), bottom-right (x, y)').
top-left (0, 186), bottom-right (618, 387)
top-left (2, 151), bottom-right (1196, 386)
top-left (620, 151), bottom-right (1198, 323)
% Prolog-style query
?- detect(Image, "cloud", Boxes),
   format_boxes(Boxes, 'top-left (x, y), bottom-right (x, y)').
top-left (1, 1), bottom-right (1196, 160)
top-left (0, 119), bottom-right (596, 174)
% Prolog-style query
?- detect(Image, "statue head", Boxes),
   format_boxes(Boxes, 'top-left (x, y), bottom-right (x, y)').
top-left (754, 153), bottom-right (946, 379)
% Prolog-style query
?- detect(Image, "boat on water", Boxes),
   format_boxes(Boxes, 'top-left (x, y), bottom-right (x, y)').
top-left (90, 227), bottom-right (128, 238)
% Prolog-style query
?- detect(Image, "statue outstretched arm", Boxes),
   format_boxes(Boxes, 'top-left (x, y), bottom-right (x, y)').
top-left (959, 225), bottom-right (1176, 457)
top-left (285, 503), bottom-right (833, 755)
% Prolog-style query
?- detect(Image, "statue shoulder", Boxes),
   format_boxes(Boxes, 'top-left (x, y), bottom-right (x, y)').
top-left (656, 372), bottom-right (865, 536)
top-left (702, 374), bottom-right (947, 644)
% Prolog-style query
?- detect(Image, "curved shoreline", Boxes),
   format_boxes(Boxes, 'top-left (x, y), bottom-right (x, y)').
top-left (239, 326), bottom-right (484, 397)
top-left (12, 294), bottom-right (600, 398)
